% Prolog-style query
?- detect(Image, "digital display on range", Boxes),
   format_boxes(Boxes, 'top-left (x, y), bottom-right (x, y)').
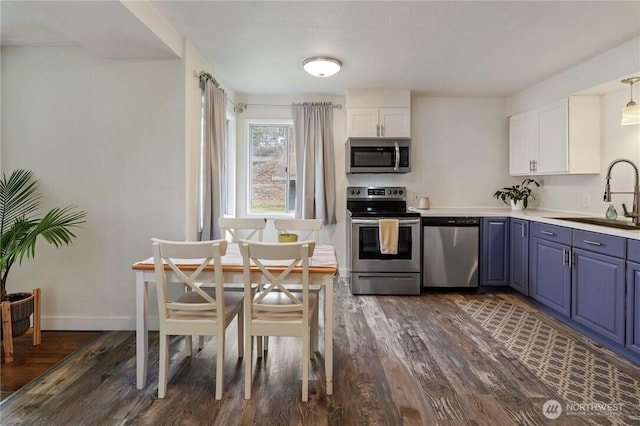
top-left (368, 188), bottom-right (386, 196)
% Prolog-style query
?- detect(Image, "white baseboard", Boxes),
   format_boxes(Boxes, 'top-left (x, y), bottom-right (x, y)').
top-left (41, 316), bottom-right (159, 331)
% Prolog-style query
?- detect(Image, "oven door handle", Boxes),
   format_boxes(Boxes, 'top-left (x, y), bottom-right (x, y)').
top-left (352, 219), bottom-right (420, 225)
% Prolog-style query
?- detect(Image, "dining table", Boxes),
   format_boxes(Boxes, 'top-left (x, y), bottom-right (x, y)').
top-left (131, 242), bottom-right (339, 395)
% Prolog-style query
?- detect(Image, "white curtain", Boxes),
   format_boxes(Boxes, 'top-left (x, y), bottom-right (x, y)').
top-left (293, 102), bottom-right (337, 224)
top-left (200, 79), bottom-right (227, 240)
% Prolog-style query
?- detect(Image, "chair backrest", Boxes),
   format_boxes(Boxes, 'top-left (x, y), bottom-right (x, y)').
top-left (240, 240), bottom-right (315, 320)
top-left (273, 219), bottom-right (323, 243)
top-left (151, 238), bottom-right (228, 323)
top-left (219, 217), bottom-right (267, 242)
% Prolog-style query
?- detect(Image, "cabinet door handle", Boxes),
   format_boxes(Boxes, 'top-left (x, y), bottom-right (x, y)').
top-left (563, 248), bottom-right (568, 266)
top-left (541, 230), bottom-right (555, 236)
top-left (380, 124), bottom-right (385, 136)
top-left (529, 160), bottom-right (533, 172)
top-left (376, 124), bottom-right (380, 137)
top-left (521, 225), bottom-right (525, 237)
top-left (583, 240), bottom-right (602, 246)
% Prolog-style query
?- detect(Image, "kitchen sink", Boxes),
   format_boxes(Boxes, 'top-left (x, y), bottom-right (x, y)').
top-left (548, 216), bottom-right (640, 230)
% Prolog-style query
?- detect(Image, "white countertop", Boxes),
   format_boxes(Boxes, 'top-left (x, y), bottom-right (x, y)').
top-left (408, 207), bottom-right (640, 240)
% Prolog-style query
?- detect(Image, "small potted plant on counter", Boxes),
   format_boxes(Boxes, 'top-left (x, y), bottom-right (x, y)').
top-left (493, 178), bottom-right (540, 210)
top-left (0, 169), bottom-right (86, 361)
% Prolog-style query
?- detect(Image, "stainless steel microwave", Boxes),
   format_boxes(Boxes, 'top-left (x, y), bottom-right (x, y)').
top-left (345, 138), bottom-right (411, 174)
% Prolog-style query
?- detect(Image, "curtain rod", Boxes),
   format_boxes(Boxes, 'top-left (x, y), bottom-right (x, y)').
top-left (196, 71), bottom-right (220, 88)
top-left (195, 71), bottom-right (246, 113)
top-left (245, 103), bottom-right (343, 109)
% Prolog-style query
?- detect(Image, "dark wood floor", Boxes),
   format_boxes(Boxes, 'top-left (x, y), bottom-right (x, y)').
top-left (1, 281), bottom-right (639, 425)
top-left (1, 330), bottom-right (102, 400)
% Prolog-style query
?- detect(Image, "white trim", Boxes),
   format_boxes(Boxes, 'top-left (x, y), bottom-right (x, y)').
top-left (41, 316), bottom-right (159, 331)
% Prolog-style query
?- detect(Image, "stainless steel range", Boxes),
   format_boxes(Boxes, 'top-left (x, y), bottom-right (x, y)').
top-left (347, 186), bottom-right (421, 295)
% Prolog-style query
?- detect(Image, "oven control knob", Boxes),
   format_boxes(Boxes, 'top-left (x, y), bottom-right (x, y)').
top-left (393, 190), bottom-right (398, 194)
top-left (356, 189), bottom-right (360, 195)
top-left (387, 190), bottom-right (391, 195)
top-left (350, 189), bottom-right (354, 195)
top-left (399, 189), bottom-right (404, 195)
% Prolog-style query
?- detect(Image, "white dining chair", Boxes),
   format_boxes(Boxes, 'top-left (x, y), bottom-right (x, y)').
top-left (219, 217), bottom-right (267, 242)
top-left (216, 216), bottom-right (267, 351)
top-left (151, 238), bottom-right (244, 400)
top-left (273, 218), bottom-right (323, 243)
top-left (273, 218), bottom-right (323, 350)
top-left (240, 240), bottom-right (318, 402)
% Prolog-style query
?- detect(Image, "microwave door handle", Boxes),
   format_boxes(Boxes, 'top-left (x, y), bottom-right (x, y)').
top-left (394, 142), bottom-right (400, 171)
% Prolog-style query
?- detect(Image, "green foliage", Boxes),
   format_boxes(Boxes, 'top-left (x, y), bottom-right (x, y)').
top-left (0, 170), bottom-right (86, 301)
top-left (493, 178), bottom-right (540, 209)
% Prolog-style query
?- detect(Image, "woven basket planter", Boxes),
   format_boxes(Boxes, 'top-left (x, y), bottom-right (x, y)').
top-left (0, 293), bottom-right (35, 339)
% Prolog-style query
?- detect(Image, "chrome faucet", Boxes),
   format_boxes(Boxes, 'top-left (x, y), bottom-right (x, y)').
top-left (603, 158), bottom-right (640, 224)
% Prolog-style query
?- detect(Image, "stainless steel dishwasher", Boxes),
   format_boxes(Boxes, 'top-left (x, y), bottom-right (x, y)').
top-left (422, 217), bottom-right (480, 288)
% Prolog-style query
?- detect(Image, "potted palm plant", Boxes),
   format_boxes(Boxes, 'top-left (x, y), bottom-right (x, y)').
top-left (0, 169), bottom-right (86, 341)
top-left (493, 178), bottom-right (540, 210)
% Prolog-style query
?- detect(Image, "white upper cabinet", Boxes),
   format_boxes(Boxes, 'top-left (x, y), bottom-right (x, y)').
top-left (347, 107), bottom-right (410, 137)
top-left (509, 96), bottom-right (600, 176)
top-left (346, 89), bottom-right (411, 138)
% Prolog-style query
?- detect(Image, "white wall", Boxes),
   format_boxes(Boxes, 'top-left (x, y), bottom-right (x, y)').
top-left (1, 46), bottom-right (185, 329)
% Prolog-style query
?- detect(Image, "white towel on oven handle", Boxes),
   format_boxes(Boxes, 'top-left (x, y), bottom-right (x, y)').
top-left (379, 219), bottom-right (399, 255)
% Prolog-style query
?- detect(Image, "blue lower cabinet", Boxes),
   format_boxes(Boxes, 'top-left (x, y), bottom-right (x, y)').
top-left (529, 237), bottom-right (571, 317)
top-left (571, 248), bottom-right (625, 345)
top-left (626, 261), bottom-right (640, 356)
top-left (481, 218), bottom-right (509, 286)
top-left (509, 219), bottom-right (528, 295)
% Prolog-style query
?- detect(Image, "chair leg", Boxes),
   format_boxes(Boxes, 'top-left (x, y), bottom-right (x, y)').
top-left (185, 336), bottom-right (193, 357)
top-left (257, 335), bottom-right (263, 358)
top-left (215, 332), bottom-right (224, 400)
top-left (302, 330), bottom-right (309, 402)
top-left (158, 332), bottom-right (169, 398)
top-left (244, 329), bottom-right (252, 399)
top-left (311, 307), bottom-right (319, 355)
top-left (197, 336), bottom-right (204, 350)
top-left (237, 309), bottom-right (244, 358)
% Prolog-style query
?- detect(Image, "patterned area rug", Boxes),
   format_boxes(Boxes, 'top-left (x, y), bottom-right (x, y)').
top-left (455, 296), bottom-right (640, 425)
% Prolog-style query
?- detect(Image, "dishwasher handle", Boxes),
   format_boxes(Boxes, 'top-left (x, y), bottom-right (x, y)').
top-left (422, 217), bottom-right (480, 226)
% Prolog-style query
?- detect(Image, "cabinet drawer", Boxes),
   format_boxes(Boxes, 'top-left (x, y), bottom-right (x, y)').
top-left (572, 229), bottom-right (625, 258)
top-left (530, 222), bottom-right (571, 245)
top-left (627, 239), bottom-right (640, 263)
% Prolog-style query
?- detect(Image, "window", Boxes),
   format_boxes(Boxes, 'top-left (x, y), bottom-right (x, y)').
top-left (247, 120), bottom-right (296, 214)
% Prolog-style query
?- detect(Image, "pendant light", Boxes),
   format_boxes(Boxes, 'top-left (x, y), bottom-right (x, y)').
top-left (302, 57), bottom-right (342, 78)
top-left (621, 77), bottom-right (640, 126)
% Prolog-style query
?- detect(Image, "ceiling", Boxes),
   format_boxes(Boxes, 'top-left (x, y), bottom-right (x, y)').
top-left (2, 1), bottom-right (640, 97)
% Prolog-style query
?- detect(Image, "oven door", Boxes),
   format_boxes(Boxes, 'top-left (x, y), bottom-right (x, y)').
top-left (350, 218), bottom-right (420, 272)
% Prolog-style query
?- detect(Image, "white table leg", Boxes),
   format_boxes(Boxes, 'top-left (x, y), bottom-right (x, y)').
top-left (136, 271), bottom-right (148, 389)
top-left (325, 276), bottom-right (334, 395)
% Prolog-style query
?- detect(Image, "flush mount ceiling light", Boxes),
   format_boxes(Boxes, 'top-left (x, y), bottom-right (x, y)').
top-left (302, 56), bottom-right (342, 78)
top-left (621, 76), bottom-right (640, 126)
